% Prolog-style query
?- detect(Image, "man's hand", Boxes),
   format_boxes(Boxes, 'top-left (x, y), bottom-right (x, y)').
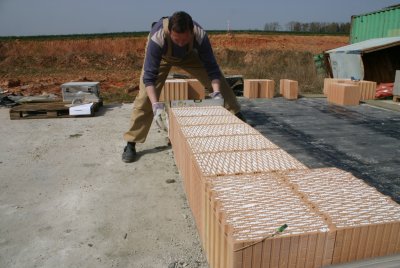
top-left (209, 91), bottom-right (223, 99)
top-left (152, 102), bottom-right (169, 132)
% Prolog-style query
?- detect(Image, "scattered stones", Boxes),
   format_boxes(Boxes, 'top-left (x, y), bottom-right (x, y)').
top-left (69, 134), bottom-right (82, 138)
top-left (168, 261), bottom-right (189, 268)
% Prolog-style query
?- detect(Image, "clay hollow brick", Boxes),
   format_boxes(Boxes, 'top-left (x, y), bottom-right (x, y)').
top-left (168, 106), bottom-right (400, 268)
top-left (244, 79), bottom-right (275, 99)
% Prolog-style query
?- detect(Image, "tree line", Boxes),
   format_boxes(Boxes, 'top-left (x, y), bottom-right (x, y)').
top-left (264, 21), bottom-right (351, 34)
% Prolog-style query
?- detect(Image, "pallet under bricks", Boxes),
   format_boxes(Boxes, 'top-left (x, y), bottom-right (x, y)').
top-left (243, 79), bottom-right (275, 99)
top-left (168, 106), bottom-right (400, 267)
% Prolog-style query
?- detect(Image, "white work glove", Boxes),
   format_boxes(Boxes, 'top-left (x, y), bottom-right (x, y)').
top-left (152, 102), bottom-right (169, 132)
top-left (209, 91), bottom-right (223, 99)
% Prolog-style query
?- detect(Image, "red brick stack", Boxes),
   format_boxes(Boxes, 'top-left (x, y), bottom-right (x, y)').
top-left (244, 79), bottom-right (275, 99)
top-left (323, 78), bottom-right (377, 105)
top-left (279, 79), bottom-right (299, 100)
top-left (159, 79), bottom-right (188, 102)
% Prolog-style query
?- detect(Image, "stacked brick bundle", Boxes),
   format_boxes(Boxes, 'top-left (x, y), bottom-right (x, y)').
top-left (284, 168), bottom-right (400, 264)
top-left (168, 106), bottom-right (400, 268)
top-left (279, 79), bottom-right (299, 100)
top-left (323, 78), bottom-right (377, 105)
top-left (159, 79), bottom-right (188, 102)
top-left (244, 79), bottom-right (275, 99)
top-left (327, 83), bottom-right (361, 106)
top-left (159, 78), bottom-right (207, 101)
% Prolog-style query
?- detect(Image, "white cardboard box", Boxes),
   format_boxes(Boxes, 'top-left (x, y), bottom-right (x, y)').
top-left (69, 103), bottom-right (94, 116)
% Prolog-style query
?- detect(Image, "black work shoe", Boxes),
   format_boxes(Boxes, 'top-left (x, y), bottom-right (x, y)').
top-left (235, 112), bottom-right (247, 123)
top-left (122, 142), bottom-right (137, 163)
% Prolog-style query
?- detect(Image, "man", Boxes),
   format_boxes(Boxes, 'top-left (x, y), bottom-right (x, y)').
top-left (122, 11), bottom-right (245, 163)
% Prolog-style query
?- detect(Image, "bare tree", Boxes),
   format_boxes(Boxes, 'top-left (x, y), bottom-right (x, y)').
top-left (264, 22), bottom-right (281, 31)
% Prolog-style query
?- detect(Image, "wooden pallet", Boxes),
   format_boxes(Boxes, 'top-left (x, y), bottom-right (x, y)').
top-left (9, 102), bottom-right (101, 120)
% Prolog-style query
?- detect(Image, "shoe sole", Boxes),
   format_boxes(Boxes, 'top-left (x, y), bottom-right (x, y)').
top-left (122, 156), bottom-right (136, 163)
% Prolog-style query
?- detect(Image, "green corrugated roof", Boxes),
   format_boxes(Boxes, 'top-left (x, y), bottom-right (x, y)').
top-left (350, 5), bottom-right (400, 43)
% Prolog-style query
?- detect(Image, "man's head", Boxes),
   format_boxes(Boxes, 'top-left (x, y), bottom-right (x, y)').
top-left (169, 11), bottom-right (194, 47)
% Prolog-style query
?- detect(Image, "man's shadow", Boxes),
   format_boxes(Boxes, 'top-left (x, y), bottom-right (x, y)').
top-left (134, 144), bottom-right (171, 161)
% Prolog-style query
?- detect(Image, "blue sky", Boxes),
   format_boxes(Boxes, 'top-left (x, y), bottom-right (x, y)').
top-left (0, 0), bottom-right (398, 36)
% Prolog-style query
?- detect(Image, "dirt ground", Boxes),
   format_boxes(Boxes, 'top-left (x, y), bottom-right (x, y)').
top-left (0, 104), bottom-right (208, 268)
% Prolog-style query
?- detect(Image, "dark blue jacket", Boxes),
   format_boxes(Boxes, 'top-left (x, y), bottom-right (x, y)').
top-left (143, 18), bottom-right (222, 87)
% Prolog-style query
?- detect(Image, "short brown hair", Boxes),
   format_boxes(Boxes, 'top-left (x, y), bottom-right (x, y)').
top-left (169, 11), bottom-right (194, 33)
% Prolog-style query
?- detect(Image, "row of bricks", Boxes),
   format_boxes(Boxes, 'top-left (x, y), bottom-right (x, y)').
top-left (159, 79), bottom-right (205, 101)
top-left (243, 79), bottom-right (298, 100)
top-left (204, 168), bottom-right (400, 268)
top-left (168, 106), bottom-right (400, 268)
top-left (159, 78), bottom-right (299, 102)
top-left (160, 77), bottom-right (376, 105)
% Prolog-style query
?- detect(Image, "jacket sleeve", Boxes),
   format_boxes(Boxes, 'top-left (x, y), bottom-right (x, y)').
top-left (142, 39), bottom-right (163, 87)
top-left (142, 20), bottom-right (165, 87)
top-left (194, 24), bottom-right (222, 81)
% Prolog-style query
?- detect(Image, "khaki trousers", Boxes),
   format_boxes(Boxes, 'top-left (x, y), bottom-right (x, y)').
top-left (123, 44), bottom-right (241, 143)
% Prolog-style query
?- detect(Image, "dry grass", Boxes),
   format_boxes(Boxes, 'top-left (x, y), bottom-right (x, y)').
top-left (2, 37), bottom-right (146, 57)
top-left (217, 49), bottom-right (325, 94)
top-left (0, 34), bottom-right (338, 101)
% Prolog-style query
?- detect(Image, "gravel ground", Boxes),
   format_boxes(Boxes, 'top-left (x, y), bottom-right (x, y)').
top-left (0, 104), bottom-right (208, 268)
